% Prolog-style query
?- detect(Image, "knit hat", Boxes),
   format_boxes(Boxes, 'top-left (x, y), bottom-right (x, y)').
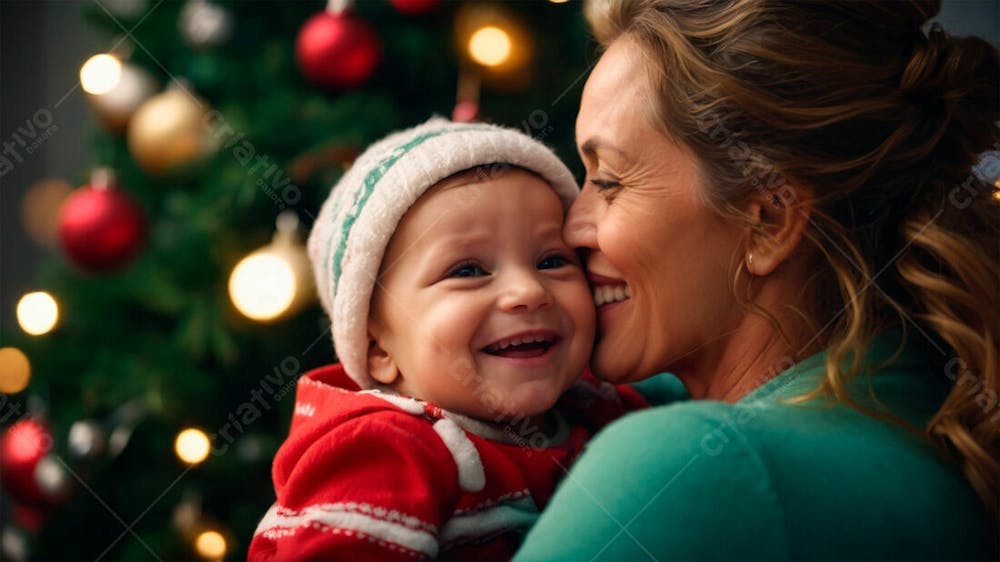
top-left (307, 117), bottom-right (580, 388)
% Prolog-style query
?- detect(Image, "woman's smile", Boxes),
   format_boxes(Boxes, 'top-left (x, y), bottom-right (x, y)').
top-left (589, 273), bottom-right (632, 308)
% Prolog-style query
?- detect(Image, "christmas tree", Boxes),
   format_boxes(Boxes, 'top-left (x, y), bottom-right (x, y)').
top-left (1, 1), bottom-right (592, 560)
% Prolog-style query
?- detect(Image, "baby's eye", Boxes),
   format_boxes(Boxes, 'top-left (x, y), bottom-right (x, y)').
top-left (538, 254), bottom-right (572, 270)
top-left (448, 262), bottom-right (488, 278)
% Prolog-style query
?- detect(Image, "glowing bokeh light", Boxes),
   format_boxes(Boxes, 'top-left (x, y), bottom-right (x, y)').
top-left (468, 26), bottom-right (512, 67)
top-left (195, 530), bottom-right (227, 560)
top-left (80, 54), bottom-right (123, 95)
top-left (174, 428), bottom-right (211, 465)
top-left (16, 292), bottom-right (58, 336)
top-left (228, 252), bottom-right (296, 321)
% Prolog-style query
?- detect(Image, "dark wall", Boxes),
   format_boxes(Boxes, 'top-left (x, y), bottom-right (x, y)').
top-left (1, 1), bottom-right (99, 339)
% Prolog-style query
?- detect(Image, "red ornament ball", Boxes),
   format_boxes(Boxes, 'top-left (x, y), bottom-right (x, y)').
top-left (296, 11), bottom-right (381, 90)
top-left (0, 419), bottom-right (52, 506)
top-left (58, 178), bottom-right (146, 273)
top-left (390, 0), bottom-right (439, 15)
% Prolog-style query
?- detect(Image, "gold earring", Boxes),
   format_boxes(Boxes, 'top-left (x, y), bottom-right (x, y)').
top-left (747, 254), bottom-right (754, 271)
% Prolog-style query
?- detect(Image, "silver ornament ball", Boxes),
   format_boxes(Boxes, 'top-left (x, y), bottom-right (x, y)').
top-left (68, 419), bottom-right (107, 460)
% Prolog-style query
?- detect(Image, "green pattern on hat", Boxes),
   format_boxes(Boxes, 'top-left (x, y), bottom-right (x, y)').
top-left (328, 124), bottom-right (490, 311)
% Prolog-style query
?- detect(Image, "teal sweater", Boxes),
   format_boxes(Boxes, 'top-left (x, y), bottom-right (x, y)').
top-left (515, 334), bottom-right (994, 560)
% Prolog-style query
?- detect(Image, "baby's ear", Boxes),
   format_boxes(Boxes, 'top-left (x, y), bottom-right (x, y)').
top-left (366, 325), bottom-right (400, 385)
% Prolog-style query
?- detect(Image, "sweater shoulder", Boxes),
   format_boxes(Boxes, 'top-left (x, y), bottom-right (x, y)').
top-left (582, 400), bottom-right (779, 486)
top-left (520, 397), bottom-right (992, 561)
top-left (516, 401), bottom-right (790, 561)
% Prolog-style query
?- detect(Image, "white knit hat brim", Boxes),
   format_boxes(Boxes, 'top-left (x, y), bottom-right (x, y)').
top-left (307, 117), bottom-right (579, 388)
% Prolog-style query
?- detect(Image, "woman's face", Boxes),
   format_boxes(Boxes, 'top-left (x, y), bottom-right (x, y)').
top-left (567, 39), bottom-right (746, 383)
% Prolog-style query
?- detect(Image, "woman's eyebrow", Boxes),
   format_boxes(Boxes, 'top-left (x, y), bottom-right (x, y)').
top-left (579, 138), bottom-right (630, 163)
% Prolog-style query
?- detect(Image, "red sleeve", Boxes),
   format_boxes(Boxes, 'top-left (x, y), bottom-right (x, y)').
top-left (249, 413), bottom-right (460, 562)
top-left (555, 371), bottom-right (650, 434)
top-left (614, 383), bottom-right (650, 412)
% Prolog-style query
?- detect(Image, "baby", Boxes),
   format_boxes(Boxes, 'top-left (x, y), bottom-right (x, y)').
top-left (249, 118), bottom-right (644, 562)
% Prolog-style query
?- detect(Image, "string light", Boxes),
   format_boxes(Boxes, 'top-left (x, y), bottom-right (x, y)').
top-left (80, 54), bottom-right (123, 95)
top-left (194, 530), bottom-right (227, 560)
top-left (468, 26), bottom-right (512, 67)
top-left (0, 347), bottom-right (31, 394)
top-left (228, 253), bottom-right (296, 321)
top-left (16, 291), bottom-right (59, 336)
top-left (174, 428), bottom-right (211, 465)
top-left (456, 4), bottom-right (532, 79)
top-left (229, 212), bottom-right (312, 322)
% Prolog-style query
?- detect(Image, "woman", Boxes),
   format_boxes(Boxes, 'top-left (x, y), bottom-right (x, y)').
top-left (516, 0), bottom-right (998, 559)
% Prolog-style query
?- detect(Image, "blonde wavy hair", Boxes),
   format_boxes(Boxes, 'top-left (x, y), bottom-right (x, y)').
top-left (585, 0), bottom-right (999, 519)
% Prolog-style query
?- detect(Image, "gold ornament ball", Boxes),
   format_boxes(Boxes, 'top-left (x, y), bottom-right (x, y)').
top-left (127, 87), bottom-right (214, 176)
top-left (0, 347), bottom-right (31, 394)
top-left (21, 178), bottom-right (73, 247)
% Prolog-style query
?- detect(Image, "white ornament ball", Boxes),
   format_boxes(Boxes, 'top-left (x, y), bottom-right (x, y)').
top-left (180, 0), bottom-right (233, 50)
top-left (34, 455), bottom-right (70, 500)
top-left (86, 63), bottom-right (158, 133)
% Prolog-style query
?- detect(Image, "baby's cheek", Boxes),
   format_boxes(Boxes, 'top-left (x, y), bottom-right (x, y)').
top-left (566, 281), bottom-right (597, 333)
top-left (445, 355), bottom-right (478, 387)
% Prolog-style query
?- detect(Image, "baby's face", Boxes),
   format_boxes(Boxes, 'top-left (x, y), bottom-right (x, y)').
top-left (368, 169), bottom-right (595, 420)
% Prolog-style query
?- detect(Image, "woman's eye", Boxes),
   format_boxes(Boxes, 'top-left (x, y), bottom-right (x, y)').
top-left (448, 263), bottom-right (487, 278)
top-left (589, 178), bottom-right (621, 190)
top-left (538, 254), bottom-right (571, 270)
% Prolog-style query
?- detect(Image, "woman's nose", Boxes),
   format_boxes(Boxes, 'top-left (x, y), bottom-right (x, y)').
top-left (497, 269), bottom-right (552, 313)
top-left (563, 186), bottom-right (598, 250)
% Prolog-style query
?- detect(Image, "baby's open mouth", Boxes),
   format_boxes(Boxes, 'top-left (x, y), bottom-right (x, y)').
top-left (483, 333), bottom-right (558, 358)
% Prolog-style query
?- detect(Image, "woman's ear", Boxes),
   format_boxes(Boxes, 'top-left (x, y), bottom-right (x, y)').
top-left (366, 323), bottom-right (400, 386)
top-left (743, 185), bottom-right (812, 276)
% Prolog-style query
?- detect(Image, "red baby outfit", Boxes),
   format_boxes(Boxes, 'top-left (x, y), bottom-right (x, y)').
top-left (249, 364), bottom-right (645, 562)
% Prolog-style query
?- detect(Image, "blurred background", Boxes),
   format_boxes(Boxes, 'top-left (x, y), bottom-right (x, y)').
top-left (0, 1), bottom-right (996, 560)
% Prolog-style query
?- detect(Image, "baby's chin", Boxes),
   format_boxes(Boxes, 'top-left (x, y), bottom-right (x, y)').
top-left (488, 382), bottom-right (570, 421)
top-left (454, 401), bottom-right (551, 425)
